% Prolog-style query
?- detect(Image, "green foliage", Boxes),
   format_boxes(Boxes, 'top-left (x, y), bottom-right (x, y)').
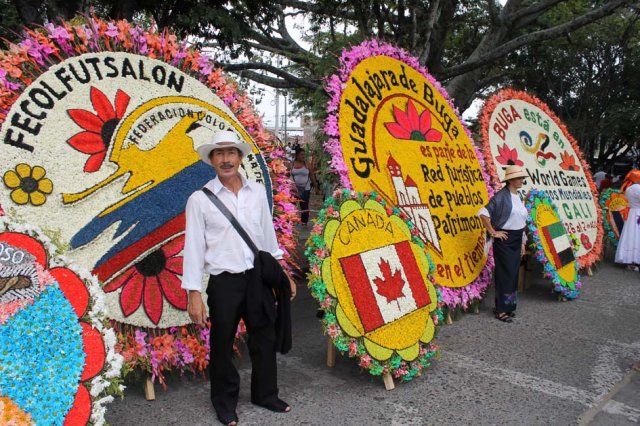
top-left (6, 0), bottom-right (635, 171)
top-left (505, 3), bottom-right (640, 169)
top-left (0, 0), bottom-right (25, 43)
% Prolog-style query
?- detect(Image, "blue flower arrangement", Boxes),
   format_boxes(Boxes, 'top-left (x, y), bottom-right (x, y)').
top-left (0, 285), bottom-right (85, 425)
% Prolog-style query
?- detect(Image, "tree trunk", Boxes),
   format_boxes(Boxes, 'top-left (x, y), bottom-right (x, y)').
top-left (111, 0), bottom-right (139, 21)
top-left (446, 24), bottom-right (510, 111)
top-left (46, 0), bottom-right (83, 21)
top-left (12, 0), bottom-right (43, 26)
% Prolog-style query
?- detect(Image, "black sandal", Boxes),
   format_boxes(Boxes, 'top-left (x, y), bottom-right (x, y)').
top-left (494, 311), bottom-right (513, 323)
top-left (216, 412), bottom-right (238, 426)
top-left (252, 398), bottom-right (291, 413)
top-left (493, 309), bottom-right (515, 318)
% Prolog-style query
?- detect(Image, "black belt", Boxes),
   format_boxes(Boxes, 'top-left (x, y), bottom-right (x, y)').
top-left (215, 269), bottom-right (252, 276)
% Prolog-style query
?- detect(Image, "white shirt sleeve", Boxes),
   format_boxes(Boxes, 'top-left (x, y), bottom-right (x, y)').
top-left (181, 194), bottom-right (206, 291)
top-left (477, 206), bottom-right (490, 217)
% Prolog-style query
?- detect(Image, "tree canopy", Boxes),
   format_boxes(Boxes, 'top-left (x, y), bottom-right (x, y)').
top-left (3, 0), bottom-right (639, 168)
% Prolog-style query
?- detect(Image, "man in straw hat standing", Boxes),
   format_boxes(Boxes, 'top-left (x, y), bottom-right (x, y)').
top-left (182, 129), bottom-right (295, 425)
top-left (478, 165), bottom-right (528, 323)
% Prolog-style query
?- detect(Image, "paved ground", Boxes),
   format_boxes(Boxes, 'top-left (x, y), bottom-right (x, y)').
top-left (105, 196), bottom-right (640, 426)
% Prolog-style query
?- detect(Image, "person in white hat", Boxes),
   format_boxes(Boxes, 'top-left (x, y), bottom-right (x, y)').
top-left (477, 165), bottom-right (528, 323)
top-left (182, 129), bottom-right (295, 425)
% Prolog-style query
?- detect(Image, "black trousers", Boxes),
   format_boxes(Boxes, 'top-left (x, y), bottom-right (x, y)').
top-left (493, 228), bottom-right (524, 313)
top-left (206, 271), bottom-right (279, 418)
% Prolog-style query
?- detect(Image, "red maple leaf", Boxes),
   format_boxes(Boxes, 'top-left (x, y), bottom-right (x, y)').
top-left (373, 259), bottom-right (405, 303)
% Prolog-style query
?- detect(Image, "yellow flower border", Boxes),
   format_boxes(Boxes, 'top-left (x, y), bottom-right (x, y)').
top-left (306, 189), bottom-right (443, 381)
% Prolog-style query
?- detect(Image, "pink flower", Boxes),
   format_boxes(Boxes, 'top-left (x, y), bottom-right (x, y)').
top-left (106, 23), bottom-right (119, 38)
top-left (358, 354), bottom-right (372, 368)
top-left (384, 99), bottom-right (442, 142)
top-left (327, 324), bottom-right (341, 338)
top-left (348, 341), bottom-right (358, 357)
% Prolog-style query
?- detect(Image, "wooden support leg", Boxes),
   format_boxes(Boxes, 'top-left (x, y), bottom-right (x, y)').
top-left (587, 266), bottom-right (593, 276)
top-left (382, 372), bottom-right (395, 391)
top-left (517, 263), bottom-right (525, 292)
top-left (327, 337), bottom-right (336, 368)
top-left (445, 311), bottom-right (453, 325)
top-left (524, 267), bottom-right (531, 289)
top-left (473, 304), bottom-right (480, 314)
top-left (144, 375), bottom-right (155, 401)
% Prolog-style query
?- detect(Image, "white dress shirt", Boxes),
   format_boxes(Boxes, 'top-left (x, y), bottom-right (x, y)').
top-left (181, 175), bottom-right (283, 291)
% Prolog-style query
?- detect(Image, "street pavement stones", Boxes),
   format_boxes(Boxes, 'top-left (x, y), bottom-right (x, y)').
top-left (105, 196), bottom-right (640, 425)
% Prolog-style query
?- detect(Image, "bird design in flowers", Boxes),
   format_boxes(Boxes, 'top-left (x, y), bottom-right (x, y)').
top-left (0, 276), bottom-right (32, 297)
top-left (102, 235), bottom-right (186, 325)
top-left (495, 143), bottom-right (524, 166)
top-left (3, 163), bottom-right (53, 206)
top-left (384, 99), bottom-right (442, 142)
top-left (559, 151), bottom-right (581, 172)
top-left (66, 86), bottom-right (131, 172)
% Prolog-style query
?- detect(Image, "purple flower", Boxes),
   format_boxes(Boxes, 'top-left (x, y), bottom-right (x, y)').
top-left (106, 23), bottom-right (119, 38)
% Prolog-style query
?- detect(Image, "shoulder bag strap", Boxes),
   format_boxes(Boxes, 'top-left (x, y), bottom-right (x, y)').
top-left (201, 187), bottom-right (260, 255)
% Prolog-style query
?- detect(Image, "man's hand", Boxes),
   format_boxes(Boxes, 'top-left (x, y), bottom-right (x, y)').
top-left (285, 271), bottom-right (297, 301)
top-left (188, 290), bottom-right (207, 327)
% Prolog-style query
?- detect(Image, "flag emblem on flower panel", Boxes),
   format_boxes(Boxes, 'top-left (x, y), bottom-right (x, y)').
top-left (339, 241), bottom-right (431, 333)
top-left (542, 221), bottom-right (574, 268)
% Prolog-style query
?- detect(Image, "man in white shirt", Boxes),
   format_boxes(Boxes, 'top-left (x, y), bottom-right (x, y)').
top-left (182, 130), bottom-right (296, 426)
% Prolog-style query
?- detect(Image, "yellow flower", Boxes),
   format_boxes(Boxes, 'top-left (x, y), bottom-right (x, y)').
top-left (3, 163), bottom-right (53, 206)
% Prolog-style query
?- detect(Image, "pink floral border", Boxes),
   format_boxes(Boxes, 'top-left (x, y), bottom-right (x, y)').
top-left (478, 88), bottom-right (603, 269)
top-left (0, 17), bottom-right (298, 382)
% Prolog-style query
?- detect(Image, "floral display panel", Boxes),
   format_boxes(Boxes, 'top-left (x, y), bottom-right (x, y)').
top-left (599, 189), bottom-right (629, 246)
top-left (480, 89), bottom-right (603, 268)
top-left (525, 190), bottom-right (582, 299)
top-left (0, 18), bottom-right (297, 383)
top-left (325, 40), bottom-right (494, 309)
top-left (0, 218), bottom-right (123, 425)
top-left (306, 190), bottom-right (442, 381)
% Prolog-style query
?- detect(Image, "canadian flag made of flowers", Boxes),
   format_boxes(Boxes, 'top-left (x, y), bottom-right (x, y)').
top-left (339, 241), bottom-right (431, 333)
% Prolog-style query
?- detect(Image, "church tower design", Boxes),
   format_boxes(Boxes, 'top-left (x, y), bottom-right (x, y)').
top-left (387, 155), bottom-right (441, 254)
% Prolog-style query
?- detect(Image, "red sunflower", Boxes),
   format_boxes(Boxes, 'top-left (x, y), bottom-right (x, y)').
top-left (384, 99), bottom-right (442, 142)
top-left (495, 143), bottom-right (524, 166)
top-left (102, 235), bottom-right (186, 325)
top-left (66, 87), bottom-right (131, 172)
top-left (559, 151), bottom-right (581, 171)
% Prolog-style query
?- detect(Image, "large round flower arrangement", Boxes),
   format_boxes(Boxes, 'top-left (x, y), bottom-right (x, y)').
top-left (525, 189), bottom-right (582, 299)
top-left (323, 39), bottom-right (494, 310)
top-left (479, 88), bottom-right (603, 268)
top-left (0, 17), bottom-right (297, 384)
top-left (306, 189), bottom-right (442, 381)
top-left (0, 217), bottom-right (123, 425)
top-left (598, 188), bottom-right (629, 247)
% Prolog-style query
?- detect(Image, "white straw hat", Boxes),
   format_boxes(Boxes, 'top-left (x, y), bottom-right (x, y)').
top-left (501, 165), bottom-right (527, 182)
top-left (194, 130), bottom-right (253, 165)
